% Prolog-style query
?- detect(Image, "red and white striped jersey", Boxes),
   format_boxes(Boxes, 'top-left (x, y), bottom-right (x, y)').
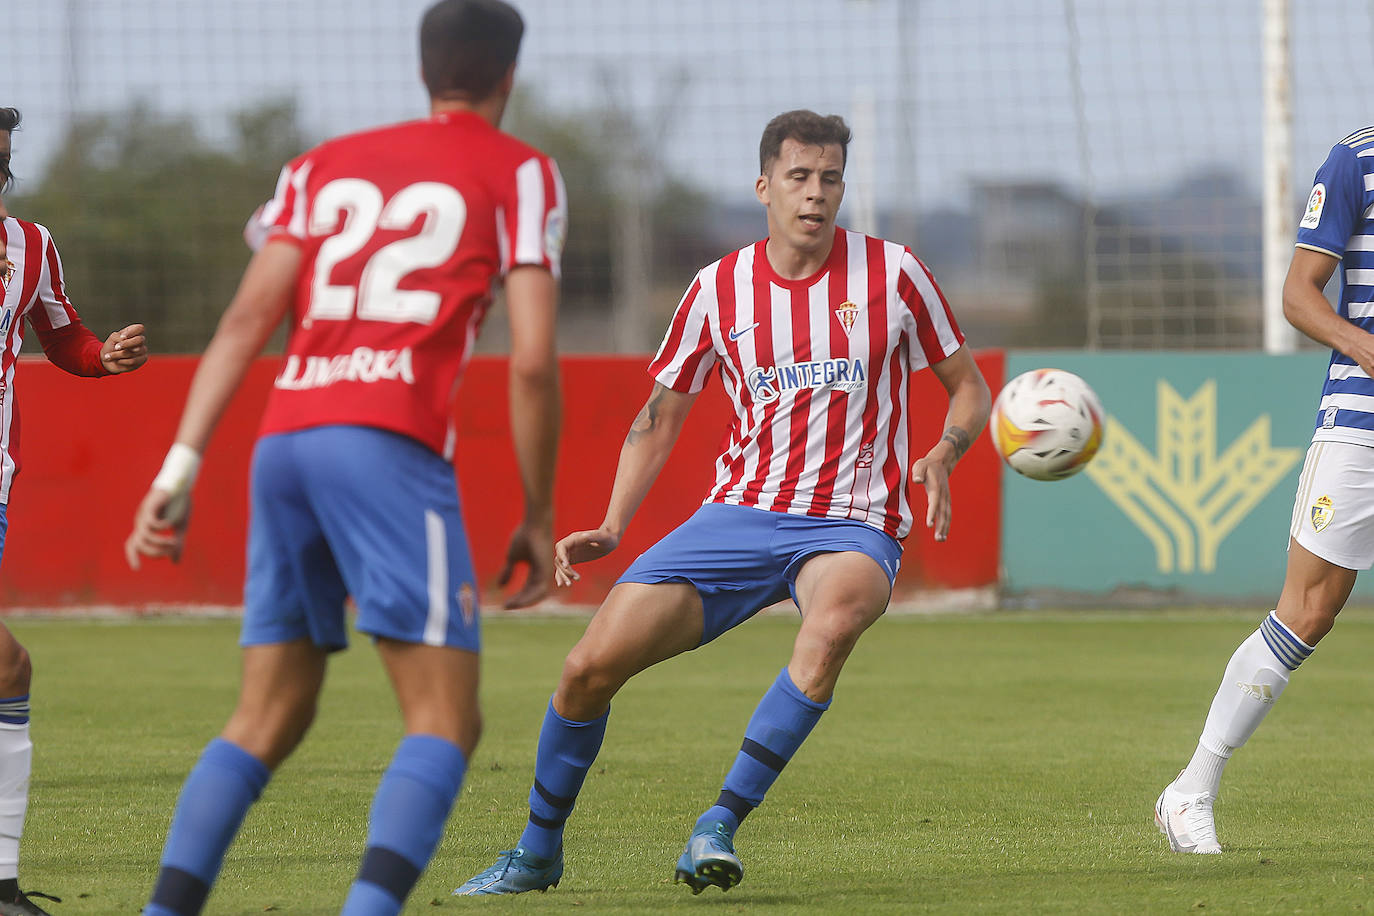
top-left (0, 217), bottom-right (110, 503)
top-left (649, 228), bottom-right (964, 539)
top-left (256, 110), bottom-right (566, 459)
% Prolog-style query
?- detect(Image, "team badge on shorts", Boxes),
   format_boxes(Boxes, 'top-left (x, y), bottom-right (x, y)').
top-left (1311, 494), bottom-right (1334, 532)
top-left (458, 582), bottom-right (476, 627)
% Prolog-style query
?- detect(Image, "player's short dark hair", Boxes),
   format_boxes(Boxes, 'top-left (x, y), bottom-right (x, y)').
top-left (420, 0), bottom-right (525, 101)
top-left (759, 110), bottom-right (852, 176)
top-left (0, 107), bottom-right (19, 193)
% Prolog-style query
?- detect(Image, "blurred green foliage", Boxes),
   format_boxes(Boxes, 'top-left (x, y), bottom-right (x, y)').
top-left (10, 101), bottom-right (304, 353)
top-left (9, 94), bottom-right (713, 355)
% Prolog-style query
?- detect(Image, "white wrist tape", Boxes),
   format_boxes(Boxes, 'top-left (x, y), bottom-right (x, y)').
top-left (152, 443), bottom-right (202, 496)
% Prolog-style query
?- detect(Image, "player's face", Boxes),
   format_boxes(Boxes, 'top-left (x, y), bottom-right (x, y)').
top-left (755, 138), bottom-right (845, 256)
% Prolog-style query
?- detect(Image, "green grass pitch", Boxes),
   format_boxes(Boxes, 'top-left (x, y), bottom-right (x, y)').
top-left (11, 609), bottom-right (1374, 914)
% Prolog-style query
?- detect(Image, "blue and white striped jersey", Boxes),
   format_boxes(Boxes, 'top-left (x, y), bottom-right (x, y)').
top-left (1298, 126), bottom-right (1374, 446)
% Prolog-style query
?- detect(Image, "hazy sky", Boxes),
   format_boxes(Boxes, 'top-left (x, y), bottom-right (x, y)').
top-left (7, 0), bottom-right (1374, 215)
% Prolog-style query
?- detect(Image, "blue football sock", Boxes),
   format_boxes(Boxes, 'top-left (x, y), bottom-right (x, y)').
top-left (517, 700), bottom-right (609, 860)
top-left (145, 738), bottom-right (271, 916)
top-left (342, 735), bottom-right (467, 916)
top-left (696, 666), bottom-right (829, 836)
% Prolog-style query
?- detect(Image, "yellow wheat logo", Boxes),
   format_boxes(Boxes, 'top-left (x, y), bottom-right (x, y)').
top-left (1085, 380), bottom-right (1301, 573)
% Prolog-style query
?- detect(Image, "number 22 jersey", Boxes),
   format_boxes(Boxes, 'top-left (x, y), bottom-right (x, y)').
top-left (256, 110), bottom-right (566, 459)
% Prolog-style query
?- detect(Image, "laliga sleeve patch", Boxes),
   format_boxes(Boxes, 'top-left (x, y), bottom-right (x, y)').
top-left (544, 209), bottom-right (567, 259)
top-left (1300, 183), bottom-right (1326, 229)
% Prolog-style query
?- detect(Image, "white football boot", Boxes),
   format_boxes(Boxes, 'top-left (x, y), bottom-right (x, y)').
top-left (1155, 778), bottom-right (1222, 854)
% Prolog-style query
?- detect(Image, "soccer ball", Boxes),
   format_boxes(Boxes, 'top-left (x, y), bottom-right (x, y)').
top-left (990, 369), bottom-right (1104, 481)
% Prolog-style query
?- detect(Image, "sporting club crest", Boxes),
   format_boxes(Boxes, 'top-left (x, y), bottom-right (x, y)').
top-left (458, 582), bottom-right (476, 626)
top-left (834, 300), bottom-right (861, 337)
top-left (1311, 494), bottom-right (1334, 532)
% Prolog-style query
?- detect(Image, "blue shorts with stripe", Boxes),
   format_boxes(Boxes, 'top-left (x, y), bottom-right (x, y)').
top-left (616, 502), bottom-right (903, 646)
top-left (241, 425), bottom-right (480, 653)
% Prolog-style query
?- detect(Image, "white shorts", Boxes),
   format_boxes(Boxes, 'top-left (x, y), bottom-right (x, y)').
top-left (1290, 440), bottom-right (1374, 570)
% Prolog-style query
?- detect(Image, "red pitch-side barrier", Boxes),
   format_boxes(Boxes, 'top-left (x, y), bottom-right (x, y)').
top-left (1, 352), bottom-right (1003, 610)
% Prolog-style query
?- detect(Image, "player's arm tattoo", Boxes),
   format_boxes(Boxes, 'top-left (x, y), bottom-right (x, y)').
top-left (941, 425), bottom-right (971, 462)
top-left (626, 384), bottom-right (669, 446)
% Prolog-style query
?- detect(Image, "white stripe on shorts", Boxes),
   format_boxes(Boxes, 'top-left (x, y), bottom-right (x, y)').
top-left (1290, 443), bottom-right (1323, 537)
top-left (424, 509), bottom-right (450, 646)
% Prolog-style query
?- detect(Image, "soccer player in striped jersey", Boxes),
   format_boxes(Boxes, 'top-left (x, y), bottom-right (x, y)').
top-left (123, 2), bottom-right (563, 913)
top-left (0, 107), bottom-right (149, 916)
top-left (1155, 126), bottom-right (1374, 854)
top-left (456, 109), bottom-right (991, 896)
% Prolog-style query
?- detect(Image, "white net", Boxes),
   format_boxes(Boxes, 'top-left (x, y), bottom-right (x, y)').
top-left (5, 0), bottom-right (1371, 351)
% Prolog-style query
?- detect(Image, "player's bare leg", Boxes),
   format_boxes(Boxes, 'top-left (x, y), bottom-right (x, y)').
top-left (344, 641), bottom-right (479, 914)
top-left (1157, 538), bottom-right (1347, 854)
top-left (376, 639), bottom-right (482, 751)
top-left (555, 581), bottom-right (704, 720)
top-left (789, 551), bottom-right (893, 701)
top-left (146, 640), bottom-right (327, 916)
top-left (0, 627), bottom-right (32, 702)
top-left (456, 582), bottom-right (702, 896)
top-left (677, 551), bottom-right (891, 894)
top-left (220, 639), bottom-right (328, 768)
top-left (1273, 538), bottom-right (1354, 644)
top-left (0, 622), bottom-right (53, 916)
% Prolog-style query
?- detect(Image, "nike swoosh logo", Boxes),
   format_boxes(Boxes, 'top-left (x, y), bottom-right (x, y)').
top-left (728, 322), bottom-right (760, 342)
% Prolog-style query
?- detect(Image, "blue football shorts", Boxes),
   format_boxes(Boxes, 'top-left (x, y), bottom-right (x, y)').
top-left (616, 502), bottom-right (903, 646)
top-left (241, 425), bottom-right (480, 653)
top-left (0, 502), bottom-right (9, 568)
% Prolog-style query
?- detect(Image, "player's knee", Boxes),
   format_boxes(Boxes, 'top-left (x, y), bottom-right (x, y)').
top-left (557, 648), bottom-right (620, 710)
top-left (809, 600), bottom-right (880, 646)
top-left (225, 697), bottom-right (318, 768)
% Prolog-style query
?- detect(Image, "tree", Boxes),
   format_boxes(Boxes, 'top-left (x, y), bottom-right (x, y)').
top-left (501, 90), bottom-right (713, 351)
top-left (10, 93), bottom-right (713, 355)
top-left (10, 101), bottom-right (306, 353)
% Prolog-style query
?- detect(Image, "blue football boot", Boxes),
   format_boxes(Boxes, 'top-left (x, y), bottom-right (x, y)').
top-left (673, 822), bottom-right (742, 894)
top-left (452, 846), bottom-right (563, 896)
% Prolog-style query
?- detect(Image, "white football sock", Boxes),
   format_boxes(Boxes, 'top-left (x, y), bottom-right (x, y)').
top-left (1177, 612), bottom-right (1313, 797)
top-left (1173, 742), bottom-right (1228, 797)
top-left (0, 721), bottom-right (32, 882)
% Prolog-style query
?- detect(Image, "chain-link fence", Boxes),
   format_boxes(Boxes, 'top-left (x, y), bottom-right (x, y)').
top-left (6, 1), bottom-right (1371, 354)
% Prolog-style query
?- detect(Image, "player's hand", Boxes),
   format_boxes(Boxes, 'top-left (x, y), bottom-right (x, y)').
top-left (124, 487), bottom-right (190, 570)
top-left (553, 526), bottom-right (621, 587)
top-left (910, 454), bottom-right (953, 542)
top-left (101, 324), bottom-right (149, 374)
top-left (499, 519), bottom-right (554, 609)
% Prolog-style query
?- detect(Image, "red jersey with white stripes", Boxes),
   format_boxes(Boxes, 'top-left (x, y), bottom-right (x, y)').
top-left (0, 217), bottom-right (110, 503)
top-left (649, 228), bottom-right (964, 539)
top-left (256, 110), bottom-right (566, 459)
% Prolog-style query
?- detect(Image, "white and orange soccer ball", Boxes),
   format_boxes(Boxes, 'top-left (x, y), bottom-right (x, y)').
top-left (990, 369), bottom-right (1104, 481)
